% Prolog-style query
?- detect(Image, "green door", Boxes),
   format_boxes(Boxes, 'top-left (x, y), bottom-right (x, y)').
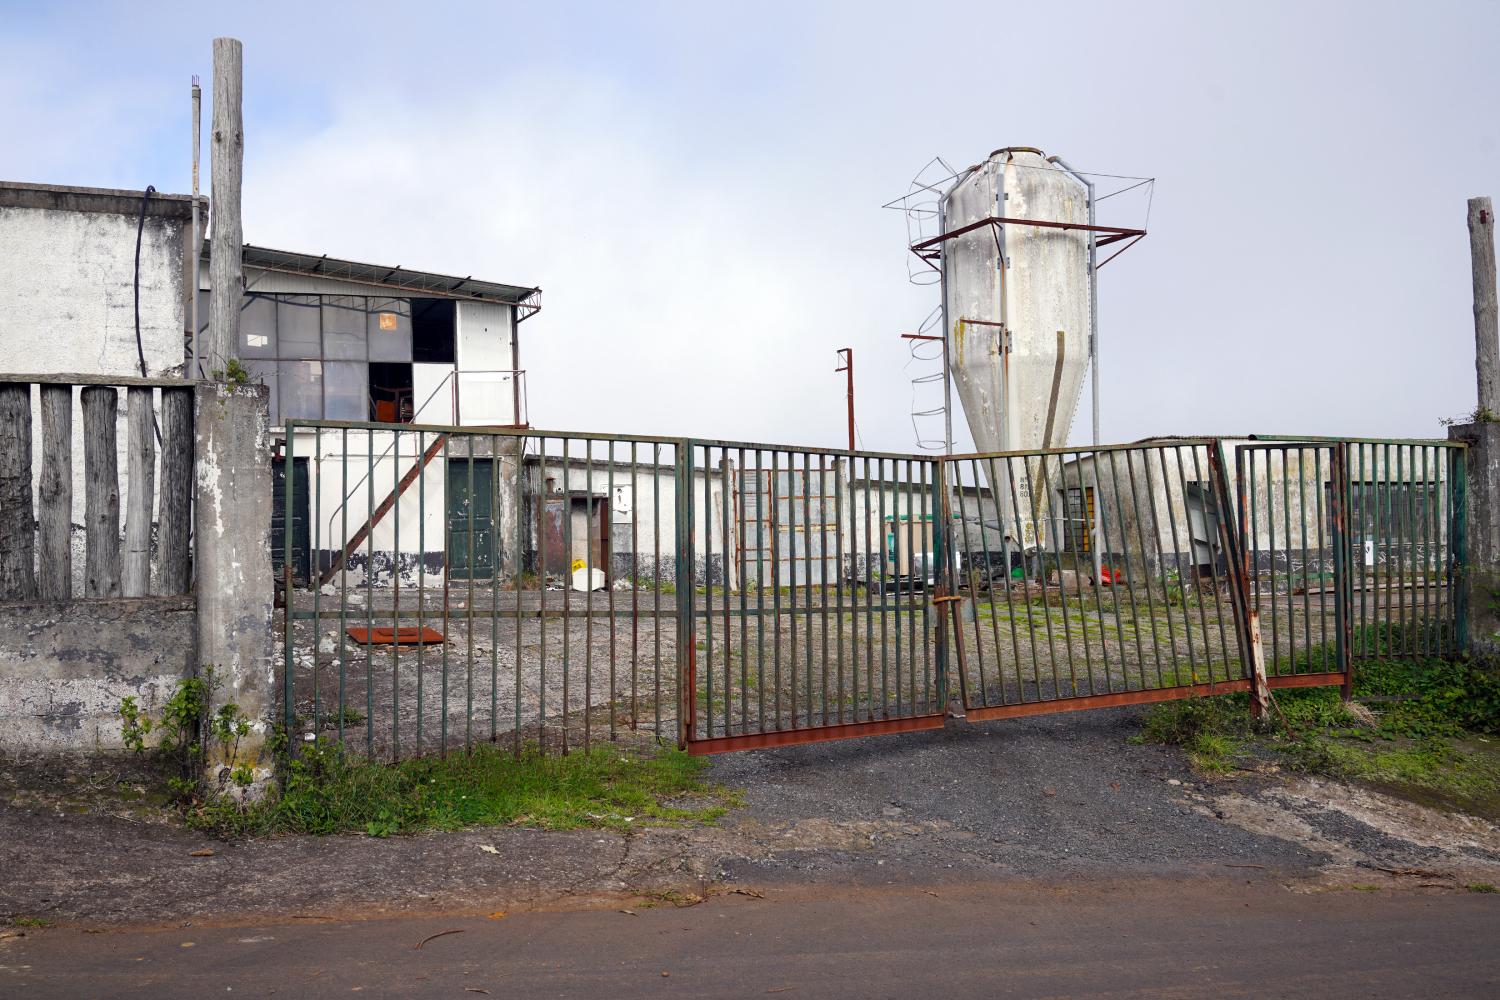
top-left (272, 458), bottom-right (310, 585)
top-left (447, 459), bottom-right (495, 579)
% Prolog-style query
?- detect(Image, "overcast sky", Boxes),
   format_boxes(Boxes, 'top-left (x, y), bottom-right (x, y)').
top-left (4, 1), bottom-right (1496, 453)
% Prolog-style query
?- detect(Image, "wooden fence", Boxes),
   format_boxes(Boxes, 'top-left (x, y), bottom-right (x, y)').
top-left (0, 374), bottom-right (195, 602)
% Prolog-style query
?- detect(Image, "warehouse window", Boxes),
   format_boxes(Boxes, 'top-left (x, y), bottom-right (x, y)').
top-left (214, 291), bottom-right (456, 425)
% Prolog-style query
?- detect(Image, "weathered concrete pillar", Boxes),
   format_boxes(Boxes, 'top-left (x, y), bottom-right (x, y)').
top-left (194, 382), bottom-right (275, 792)
top-left (1449, 421), bottom-right (1500, 656)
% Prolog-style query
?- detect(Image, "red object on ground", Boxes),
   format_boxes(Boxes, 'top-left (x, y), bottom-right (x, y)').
top-left (345, 627), bottom-right (446, 646)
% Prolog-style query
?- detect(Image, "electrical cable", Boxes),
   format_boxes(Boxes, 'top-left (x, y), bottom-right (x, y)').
top-left (133, 186), bottom-right (164, 448)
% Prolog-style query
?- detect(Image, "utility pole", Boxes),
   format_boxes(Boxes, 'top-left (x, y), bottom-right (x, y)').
top-left (1472, 197), bottom-right (1499, 418)
top-left (1452, 195), bottom-right (1500, 655)
top-left (835, 348), bottom-right (855, 451)
top-left (206, 37), bottom-right (243, 378)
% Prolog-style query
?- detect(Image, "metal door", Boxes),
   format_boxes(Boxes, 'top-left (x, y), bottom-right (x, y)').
top-left (446, 458), bottom-right (494, 579)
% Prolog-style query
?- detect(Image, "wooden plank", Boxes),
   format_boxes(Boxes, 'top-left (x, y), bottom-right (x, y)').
top-left (0, 372), bottom-right (193, 389)
top-left (0, 382), bottom-right (36, 601)
top-left (37, 384), bottom-right (73, 600)
top-left (156, 387), bottom-right (193, 594)
top-left (123, 387), bottom-right (156, 597)
top-left (81, 386), bottom-right (121, 598)
top-left (206, 37), bottom-right (244, 376)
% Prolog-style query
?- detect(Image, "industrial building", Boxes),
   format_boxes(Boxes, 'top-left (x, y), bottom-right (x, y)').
top-left (0, 179), bottom-right (546, 587)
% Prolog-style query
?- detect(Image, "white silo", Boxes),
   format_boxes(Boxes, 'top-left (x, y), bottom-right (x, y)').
top-left (940, 147), bottom-right (1092, 458)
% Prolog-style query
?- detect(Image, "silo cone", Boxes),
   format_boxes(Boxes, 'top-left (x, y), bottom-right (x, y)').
top-left (941, 148), bottom-right (1091, 553)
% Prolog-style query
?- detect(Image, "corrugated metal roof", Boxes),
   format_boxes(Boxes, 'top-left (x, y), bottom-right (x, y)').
top-left (202, 239), bottom-right (541, 319)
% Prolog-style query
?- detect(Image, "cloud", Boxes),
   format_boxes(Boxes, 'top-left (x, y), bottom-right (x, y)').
top-left (242, 74), bottom-right (918, 449)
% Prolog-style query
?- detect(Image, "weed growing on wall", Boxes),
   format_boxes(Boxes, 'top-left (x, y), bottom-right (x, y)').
top-left (119, 667), bottom-right (256, 798)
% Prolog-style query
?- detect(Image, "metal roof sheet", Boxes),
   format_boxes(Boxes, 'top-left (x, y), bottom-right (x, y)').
top-left (202, 239), bottom-right (541, 317)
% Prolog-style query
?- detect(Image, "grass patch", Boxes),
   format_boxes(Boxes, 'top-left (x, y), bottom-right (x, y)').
top-left (1133, 627), bottom-right (1500, 813)
top-left (7, 917), bottom-right (53, 929)
top-left (1131, 695), bottom-right (1247, 773)
top-left (188, 742), bottom-right (739, 839)
top-left (1468, 882), bottom-right (1498, 893)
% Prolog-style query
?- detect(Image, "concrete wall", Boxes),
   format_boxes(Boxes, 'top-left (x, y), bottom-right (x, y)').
top-left (0, 182), bottom-right (195, 379)
top-left (0, 597), bottom-right (196, 751)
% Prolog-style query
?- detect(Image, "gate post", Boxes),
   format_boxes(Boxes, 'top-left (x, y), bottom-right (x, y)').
top-left (931, 458), bottom-right (952, 715)
top-left (675, 441), bottom-right (696, 748)
top-left (195, 381), bottom-right (275, 795)
top-left (1330, 443), bottom-right (1354, 699)
top-left (1448, 423), bottom-right (1492, 655)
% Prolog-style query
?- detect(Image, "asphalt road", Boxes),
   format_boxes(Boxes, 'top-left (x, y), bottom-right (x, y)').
top-left (6, 879), bottom-right (1497, 999)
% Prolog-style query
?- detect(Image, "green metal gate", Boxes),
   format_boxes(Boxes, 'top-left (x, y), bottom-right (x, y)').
top-left (279, 423), bottom-right (1468, 760)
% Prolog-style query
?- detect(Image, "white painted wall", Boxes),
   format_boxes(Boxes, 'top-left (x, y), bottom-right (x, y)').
top-left (0, 197), bottom-right (188, 379)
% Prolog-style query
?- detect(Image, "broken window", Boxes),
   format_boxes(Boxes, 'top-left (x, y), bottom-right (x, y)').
top-left (411, 298), bottom-right (456, 364)
top-left (369, 362), bottom-right (414, 422)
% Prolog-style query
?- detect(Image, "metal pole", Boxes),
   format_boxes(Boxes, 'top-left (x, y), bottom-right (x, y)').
top-left (1052, 155), bottom-right (1103, 582)
top-left (943, 335), bottom-right (953, 455)
top-left (190, 76), bottom-right (201, 380)
top-left (835, 348), bottom-right (854, 452)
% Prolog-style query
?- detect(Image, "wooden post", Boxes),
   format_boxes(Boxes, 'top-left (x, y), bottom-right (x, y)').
top-left (1471, 197), bottom-right (1499, 417)
top-left (157, 387), bottom-right (194, 594)
top-left (81, 386), bottom-right (121, 599)
top-left (1248, 609), bottom-right (1270, 720)
top-left (123, 387), bottom-right (156, 597)
top-left (0, 382), bottom-right (36, 601)
top-left (37, 384), bottom-right (73, 600)
top-left (206, 37), bottom-right (244, 377)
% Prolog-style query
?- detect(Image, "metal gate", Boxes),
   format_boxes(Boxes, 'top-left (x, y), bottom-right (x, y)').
top-left (677, 435), bottom-right (1467, 753)
top-left (279, 423), bottom-right (1466, 760)
top-left (679, 442), bottom-right (946, 753)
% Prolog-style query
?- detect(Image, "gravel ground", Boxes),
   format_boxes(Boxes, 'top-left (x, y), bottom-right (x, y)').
top-left (4, 705), bottom-right (1498, 929)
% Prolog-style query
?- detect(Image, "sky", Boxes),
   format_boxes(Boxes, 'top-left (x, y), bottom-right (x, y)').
top-left (3, 0), bottom-right (1497, 454)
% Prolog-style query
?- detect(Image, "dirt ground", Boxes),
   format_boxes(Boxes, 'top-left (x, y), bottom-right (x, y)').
top-left (3, 706), bottom-right (1498, 931)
